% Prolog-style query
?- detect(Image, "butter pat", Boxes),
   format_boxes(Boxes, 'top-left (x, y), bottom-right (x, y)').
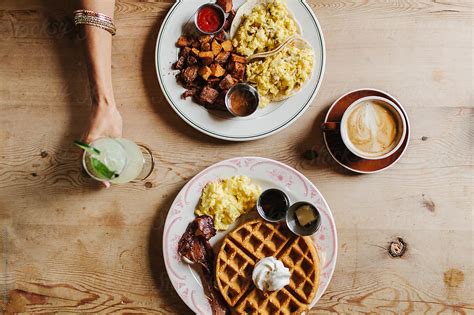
top-left (295, 205), bottom-right (317, 226)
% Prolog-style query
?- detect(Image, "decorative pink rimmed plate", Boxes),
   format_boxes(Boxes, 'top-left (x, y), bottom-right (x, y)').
top-left (163, 157), bottom-right (337, 314)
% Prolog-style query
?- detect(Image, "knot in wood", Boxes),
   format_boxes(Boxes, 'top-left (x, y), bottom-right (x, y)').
top-left (145, 181), bottom-right (153, 189)
top-left (388, 237), bottom-right (407, 258)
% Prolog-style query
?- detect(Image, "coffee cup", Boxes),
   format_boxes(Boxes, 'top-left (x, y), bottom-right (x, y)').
top-left (322, 96), bottom-right (407, 160)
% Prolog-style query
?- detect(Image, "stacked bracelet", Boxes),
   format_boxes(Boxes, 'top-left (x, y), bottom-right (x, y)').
top-left (73, 9), bottom-right (116, 36)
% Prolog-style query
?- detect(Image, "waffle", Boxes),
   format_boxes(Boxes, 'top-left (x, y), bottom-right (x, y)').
top-left (279, 236), bottom-right (320, 304)
top-left (234, 287), bottom-right (306, 315)
top-left (215, 218), bottom-right (320, 314)
top-left (215, 237), bottom-right (255, 307)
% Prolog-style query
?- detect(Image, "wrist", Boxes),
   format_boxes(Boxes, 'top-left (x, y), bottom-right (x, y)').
top-left (90, 87), bottom-right (116, 108)
top-left (92, 98), bottom-right (116, 111)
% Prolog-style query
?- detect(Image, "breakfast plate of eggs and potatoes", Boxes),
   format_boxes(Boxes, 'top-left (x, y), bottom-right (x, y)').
top-left (163, 157), bottom-right (337, 314)
top-left (155, 0), bottom-right (325, 141)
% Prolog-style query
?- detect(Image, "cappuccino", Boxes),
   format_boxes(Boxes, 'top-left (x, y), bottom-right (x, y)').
top-left (344, 100), bottom-right (401, 157)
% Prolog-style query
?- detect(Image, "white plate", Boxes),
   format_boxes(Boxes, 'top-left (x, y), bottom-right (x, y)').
top-left (155, 0), bottom-right (326, 141)
top-left (163, 157), bottom-right (337, 314)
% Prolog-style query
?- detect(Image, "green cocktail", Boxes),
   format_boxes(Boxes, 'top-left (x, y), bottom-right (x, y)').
top-left (78, 138), bottom-right (153, 184)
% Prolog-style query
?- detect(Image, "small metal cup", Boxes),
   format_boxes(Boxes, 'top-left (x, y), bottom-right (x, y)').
top-left (256, 189), bottom-right (290, 222)
top-left (286, 202), bottom-right (321, 236)
top-left (194, 4), bottom-right (226, 35)
top-left (225, 83), bottom-right (260, 117)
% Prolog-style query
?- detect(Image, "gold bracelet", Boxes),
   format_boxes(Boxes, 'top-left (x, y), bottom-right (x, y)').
top-left (73, 9), bottom-right (113, 22)
top-left (74, 10), bottom-right (116, 36)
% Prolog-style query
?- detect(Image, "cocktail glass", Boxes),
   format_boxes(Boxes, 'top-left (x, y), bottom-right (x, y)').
top-left (76, 138), bottom-right (154, 184)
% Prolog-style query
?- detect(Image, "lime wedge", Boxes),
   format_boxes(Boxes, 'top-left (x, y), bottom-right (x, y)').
top-left (74, 140), bottom-right (101, 156)
top-left (91, 157), bottom-right (119, 179)
top-left (74, 140), bottom-right (119, 180)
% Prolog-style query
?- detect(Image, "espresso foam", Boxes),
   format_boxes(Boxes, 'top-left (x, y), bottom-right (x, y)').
top-left (345, 100), bottom-right (399, 156)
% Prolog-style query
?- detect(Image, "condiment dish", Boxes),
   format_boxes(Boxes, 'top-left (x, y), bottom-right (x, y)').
top-left (194, 4), bottom-right (225, 35)
top-left (286, 201), bottom-right (321, 236)
top-left (225, 83), bottom-right (259, 117)
top-left (256, 188), bottom-right (290, 222)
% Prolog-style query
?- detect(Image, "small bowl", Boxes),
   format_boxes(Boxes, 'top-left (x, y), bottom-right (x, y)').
top-left (225, 83), bottom-right (259, 117)
top-left (256, 189), bottom-right (290, 222)
top-left (194, 4), bottom-right (226, 35)
top-left (286, 202), bottom-right (321, 236)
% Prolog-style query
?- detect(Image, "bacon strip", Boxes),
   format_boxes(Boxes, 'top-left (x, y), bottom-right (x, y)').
top-left (178, 216), bottom-right (227, 314)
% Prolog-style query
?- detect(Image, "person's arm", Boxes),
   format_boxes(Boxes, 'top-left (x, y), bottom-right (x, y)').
top-left (78, 0), bottom-right (122, 144)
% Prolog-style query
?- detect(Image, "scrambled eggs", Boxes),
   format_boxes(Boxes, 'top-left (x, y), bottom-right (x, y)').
top-left (195, 176), bottom-right (262, 230)
top-left (246, 43), bottom-right (314, 106)
top-left (233, 0), bottom-right (299, 57)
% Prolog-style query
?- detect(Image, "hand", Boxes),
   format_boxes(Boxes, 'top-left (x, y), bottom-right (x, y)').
top-left (82, 102), bottom-right (123, 144)
top-left (82, 102), bottom-right (122, 188)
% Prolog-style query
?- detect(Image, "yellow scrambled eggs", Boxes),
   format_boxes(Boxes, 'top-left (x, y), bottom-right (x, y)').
top-left (233, 0), bottom-right (299, 57)
top-left (195, 176), bottom-right (262, 230)
top-left (246, 43), bottom-right (314, 106)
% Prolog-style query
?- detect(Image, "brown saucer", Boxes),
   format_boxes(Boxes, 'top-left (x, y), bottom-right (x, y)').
top-left (322, 88), bottom-right (410, 173)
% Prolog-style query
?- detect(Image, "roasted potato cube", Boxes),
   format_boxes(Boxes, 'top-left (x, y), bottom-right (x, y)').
top-left (198, 35), bottom-right (212, 44)
top-left (215, 51), bottom-right (231, 64)
top-left (207, 78), bottom-right (221, 87)
top-left (217, 0), bottom-right (233, 13)
top-left (229, 61), bottom-right (245, 80)
top-left (174, 56), bottom-right (186, 70)
top-left (219, 74), bottom-right (237, 90)
top-left (201, 42), bottom-right (211, 52)
top-left (191, 39), bottom-right (200, 48)
top-left (231, 53), bottom-right (246, 64)
top-left (182, 65), bottom-right (199, 84)
top-left (199, 51), bottom-right (214, 66)
top-left (221, 40), bottom-right (233, 52)
top-left (199, 51), bottom-right (214, 59)
top-left (191, 48), bottom-right (200, 56)
top-left (224, 9), bottom-right (236, 31)
top-left (179, 46), bottom-right (191, 58)
top-left (198, 51), bottom-right (214, 67)
top-left (177, 36), bottom-right (190, 47)
top-left (201, 57), bottom-right (213, 66)
top-left (187, 55), bottom-right (198, 66)
top-left (211, 40), bottom-right (222, 56)
top-left (199, 86), bottom-right (219, 105)
top-left (214, 31), bottom-right (226, 43)
top-left (210, 63), bottom-right (226, 77)
top-left (198, 66), bottom-right (212, 81)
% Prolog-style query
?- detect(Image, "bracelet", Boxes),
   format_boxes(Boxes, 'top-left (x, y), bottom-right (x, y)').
top-left (73, 10), bottom-right (116, 36)
top-left (74, 15), bottom-right (117, 35)
top-left (73, 9), bottom-right (113, 22)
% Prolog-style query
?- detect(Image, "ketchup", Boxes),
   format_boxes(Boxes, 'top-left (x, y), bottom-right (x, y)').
top-left (197, 6), bottom-right (223, 33)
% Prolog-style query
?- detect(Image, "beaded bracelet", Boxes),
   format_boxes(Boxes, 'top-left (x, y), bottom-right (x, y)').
top-left (73, 9), bottom-right (116, 36)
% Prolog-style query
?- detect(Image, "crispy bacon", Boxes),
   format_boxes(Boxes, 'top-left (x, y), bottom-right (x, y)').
top-left (178, 216), bottom-right (227, 314)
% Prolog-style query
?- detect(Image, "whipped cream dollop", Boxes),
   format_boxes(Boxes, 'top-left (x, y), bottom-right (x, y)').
top-left (252, 257), bottom-right (291, 291)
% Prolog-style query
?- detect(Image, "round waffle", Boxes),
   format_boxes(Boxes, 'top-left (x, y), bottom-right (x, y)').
top-left (215, 219), bottom-right (320, 314)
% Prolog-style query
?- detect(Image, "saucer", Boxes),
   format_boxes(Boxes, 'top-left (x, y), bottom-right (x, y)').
top-left (322, 88), bottom-right (410, 174)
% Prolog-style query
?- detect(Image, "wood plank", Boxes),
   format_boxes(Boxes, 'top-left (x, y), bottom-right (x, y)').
top-left (0, 0), bottom-right (472, 313)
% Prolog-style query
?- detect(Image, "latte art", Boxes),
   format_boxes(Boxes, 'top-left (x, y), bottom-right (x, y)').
top-left (345, 100), bottom-right (399, 156)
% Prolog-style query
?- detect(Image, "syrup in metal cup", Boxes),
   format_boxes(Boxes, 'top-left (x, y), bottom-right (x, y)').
top-left (286, 202), bottom-right (321, 236)
top-left (194, 4), bottom-right (225, 35)
top-left (225, 83), bottom-right (259, 117)
top-left (256, 189), bottom-right (290, 222)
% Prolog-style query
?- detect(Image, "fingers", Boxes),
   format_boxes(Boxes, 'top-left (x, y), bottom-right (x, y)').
top-left (102, 181), bottom-right (111, 188)
top-left (81, 131), bottom-right (95, 144)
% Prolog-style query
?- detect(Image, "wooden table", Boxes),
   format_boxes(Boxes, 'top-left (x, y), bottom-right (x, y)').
top-left (1, 0), bottom-right (472, 313)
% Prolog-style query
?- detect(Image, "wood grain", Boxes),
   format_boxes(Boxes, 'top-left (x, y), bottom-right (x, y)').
top-left (1, 0), bottom-right (473, 313)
